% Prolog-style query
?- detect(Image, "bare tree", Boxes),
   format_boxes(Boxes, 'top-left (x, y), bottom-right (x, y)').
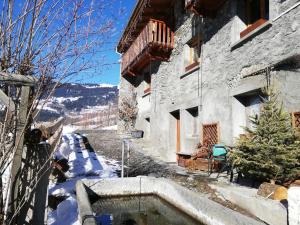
top-left (119, 88), bottom-right (138, 132)
top-left (0, 0), bottom-right (119, 223)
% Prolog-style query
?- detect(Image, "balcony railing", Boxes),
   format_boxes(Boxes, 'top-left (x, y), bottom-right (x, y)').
top-left (121, 19), bottom-right (174, 76)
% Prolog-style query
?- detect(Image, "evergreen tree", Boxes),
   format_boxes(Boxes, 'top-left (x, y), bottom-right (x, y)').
top-left (230, 89), bottom-right (300, 184)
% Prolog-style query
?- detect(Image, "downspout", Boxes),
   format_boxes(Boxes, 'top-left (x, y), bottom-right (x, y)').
top-left (116, 48), bottom-right (123, 134)
top-left (197, 16), bottom-right (204, 112)
top-left (197, 16), bottom-right (204, 143)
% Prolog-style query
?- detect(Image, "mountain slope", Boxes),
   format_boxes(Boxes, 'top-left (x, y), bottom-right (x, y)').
top-left (37, 83), bottom-right (119, 122)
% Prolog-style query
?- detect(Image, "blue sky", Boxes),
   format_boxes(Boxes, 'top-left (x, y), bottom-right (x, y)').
top-left (84, 0), bottom-right (136, 85)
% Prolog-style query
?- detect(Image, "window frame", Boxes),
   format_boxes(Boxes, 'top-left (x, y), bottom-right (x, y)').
top-left (185, 37), bottom-right (201, 72)
top-left (240, 0), bottom-right (269, 38)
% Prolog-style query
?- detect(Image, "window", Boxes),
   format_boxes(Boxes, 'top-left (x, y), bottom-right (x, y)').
top-left (144, 73), bottom-right (151, 94)
top-left (246, 0), bottom-right (269, 25)
top-left (184, 37), bottom-right (201, 72)
top-left (240, 0), bottom-right (269, 38)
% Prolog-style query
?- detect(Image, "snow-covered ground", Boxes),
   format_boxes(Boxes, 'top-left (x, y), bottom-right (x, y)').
top-left (101, 125), bottom-right (117, 130)
top-left (47, 128), bottom-right (120, 225)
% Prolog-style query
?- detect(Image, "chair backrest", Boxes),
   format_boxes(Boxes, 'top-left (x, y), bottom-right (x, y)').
top-left (212, 144), bottom-right (227, 157)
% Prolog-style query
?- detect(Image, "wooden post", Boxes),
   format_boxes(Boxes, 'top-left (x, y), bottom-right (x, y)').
top-left (6, 86), bottom-right (30, 222)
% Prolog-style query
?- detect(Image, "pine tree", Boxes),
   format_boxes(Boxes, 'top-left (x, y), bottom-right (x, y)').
top-left (230, 89), bottom-right (300, 184)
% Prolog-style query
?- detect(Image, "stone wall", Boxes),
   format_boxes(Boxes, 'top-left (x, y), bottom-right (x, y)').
top-left (119, 0), bottom-right (300, 162)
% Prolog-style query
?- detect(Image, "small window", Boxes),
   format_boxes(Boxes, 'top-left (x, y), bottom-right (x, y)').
top-left (144, 73), bottom-right (151, 94)
top-left (184, 37), bottom-right (201, 72)
top-left (240, 0), bottom-right (269, 38)
top-left (246, 0), bottom-right (269, 26)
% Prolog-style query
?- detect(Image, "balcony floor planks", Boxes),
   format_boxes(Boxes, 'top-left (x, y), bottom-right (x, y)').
top-left (122, 43), bottom-right (172, 77)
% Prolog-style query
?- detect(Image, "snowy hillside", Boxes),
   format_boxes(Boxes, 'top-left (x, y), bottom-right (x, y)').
top-left (36, 83), bottom-right (118, 122)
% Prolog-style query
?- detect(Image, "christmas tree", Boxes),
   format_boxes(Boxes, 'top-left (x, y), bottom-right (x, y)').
top-left (230, 88), bottom-right (300, 184)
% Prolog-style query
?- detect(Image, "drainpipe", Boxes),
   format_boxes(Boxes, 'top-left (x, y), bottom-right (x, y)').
top-left (198, 16), bottom-right (204, 112)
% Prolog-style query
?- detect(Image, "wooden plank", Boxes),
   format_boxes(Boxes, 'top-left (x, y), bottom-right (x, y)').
top-left (0, 89), bottom-right (15, 112)
top-left (171, 30), bottom-right (174, 48)
top-left (158, 21), bottom-right (162, 44)
top-left (153, 21), bottom-right (157, 43)
top-left (7, 86), bottom-right (30, 222)
top-left (0, 72), bottom-right (37, 86)
top-left (163, 23), bottom-right (166, 47)
top-left (149, 21), bottom-right (153, 42)
top-left (167, 27), bottom-right (170, 47)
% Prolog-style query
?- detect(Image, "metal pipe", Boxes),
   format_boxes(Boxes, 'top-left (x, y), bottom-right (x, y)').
top-left (127, 140), bottom-right (130, 177)
top-left (272, 2), bottom-right (300, 22)
top-left (121, 140), bottom-right (125, 178)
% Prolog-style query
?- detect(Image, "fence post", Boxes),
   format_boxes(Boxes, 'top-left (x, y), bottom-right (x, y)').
top-left (6, 86), bottom-right (30, 223)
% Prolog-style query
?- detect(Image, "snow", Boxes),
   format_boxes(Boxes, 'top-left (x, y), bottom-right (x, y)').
top-left (47, 128), bottom-right (120, 225)
top-left (47, 195), bottom-right (80, 225)
top-left (62, 125), bottom-right (77, 135)
top-left (84, 83), bottom-right (116, 89)
top-left (101, 125), bottom-right (117, 130)
top-left (288, 187), bottom-right (300, 225)
top-left (2, 157), bottom-right (13, 209)
top-left (80, 105), bottom-right (108, 112)
top-left (55, 97), bottom-right (81, 104)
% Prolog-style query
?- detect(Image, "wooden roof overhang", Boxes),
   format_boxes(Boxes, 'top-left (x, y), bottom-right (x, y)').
top-left (117, 0), bottom-right (174, 54)
top-left (185, 0), bottom-right (227, 17)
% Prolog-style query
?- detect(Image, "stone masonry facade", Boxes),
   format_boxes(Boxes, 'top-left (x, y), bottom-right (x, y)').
top-left (118, 0), bottom-right (300, 162)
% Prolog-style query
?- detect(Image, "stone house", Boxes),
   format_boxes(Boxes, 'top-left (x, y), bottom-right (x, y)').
top-left (117, 0), bottom-right (300, 162)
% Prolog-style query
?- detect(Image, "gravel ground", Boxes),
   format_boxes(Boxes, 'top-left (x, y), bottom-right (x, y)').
top-left (78, 129), bottom-right (258, 219)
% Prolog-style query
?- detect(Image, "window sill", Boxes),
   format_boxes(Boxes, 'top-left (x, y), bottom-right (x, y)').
top-left (181, 63), bottom-right (200, 79)
top-left (144, 87), bottom-right (151, 94)
top-left (240, 19), bottom-right (268, 38)
top-left (231, 20), bottom-right (272, 51)
top-left (185, 62), bottom-right (199, 72)
top-left (142, 91), bottom-right (151, 98)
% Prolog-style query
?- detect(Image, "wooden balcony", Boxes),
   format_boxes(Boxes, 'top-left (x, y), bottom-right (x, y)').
top-left (185, 0), bottom-right (227, 17)
top-left (121, 19), bottom-right (174, 77)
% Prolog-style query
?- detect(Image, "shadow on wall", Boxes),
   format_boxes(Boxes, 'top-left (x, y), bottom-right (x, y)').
top-left (123, 61), bottom-right (161, 88)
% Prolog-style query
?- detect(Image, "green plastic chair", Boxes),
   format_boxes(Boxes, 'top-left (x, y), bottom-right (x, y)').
top-left (208, 144), bottom-right (228, 176)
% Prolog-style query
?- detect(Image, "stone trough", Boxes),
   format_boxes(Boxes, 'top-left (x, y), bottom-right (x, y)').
top-left (76, 177), bottom-right (265, 225)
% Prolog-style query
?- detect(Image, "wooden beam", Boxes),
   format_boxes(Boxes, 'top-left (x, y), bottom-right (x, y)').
top-left (0, 72), bottom-right (37, 86)
top-left (0, 89), bottom-right (15, 112)
top-left (7, 86), bottom-right (30, 222)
